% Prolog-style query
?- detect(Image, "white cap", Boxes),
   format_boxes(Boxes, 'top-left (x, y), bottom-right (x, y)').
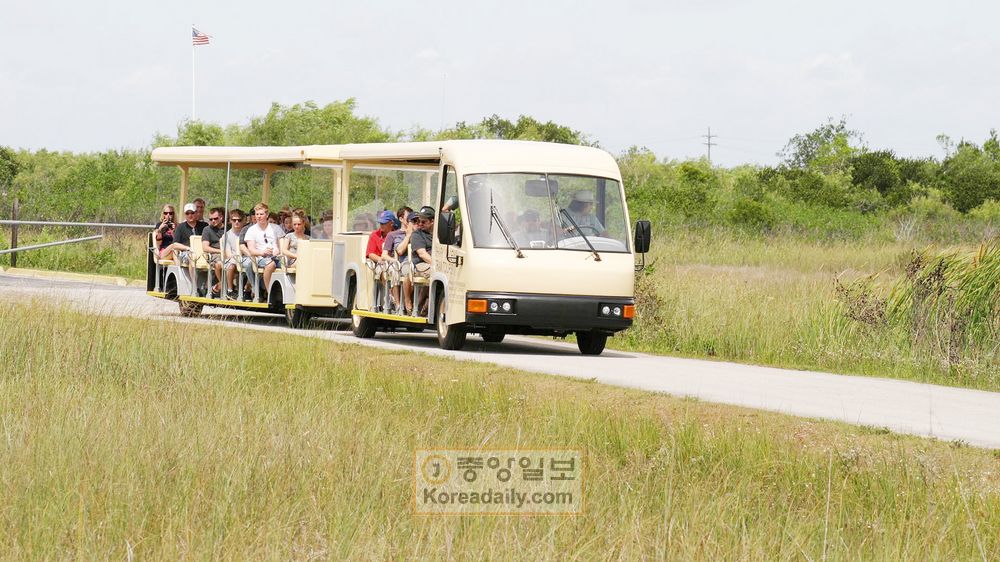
top-left (183, 203), bottom-right (197, 213)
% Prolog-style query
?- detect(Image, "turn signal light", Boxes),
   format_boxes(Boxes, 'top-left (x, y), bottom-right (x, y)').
top-left (623, 305), bottom-right (635, 319)
top-left (467, 299), bottom-right (488, 313)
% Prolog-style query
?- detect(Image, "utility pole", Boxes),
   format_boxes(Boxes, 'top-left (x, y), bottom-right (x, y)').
top-left (702, 126), bottom-right (718, 164)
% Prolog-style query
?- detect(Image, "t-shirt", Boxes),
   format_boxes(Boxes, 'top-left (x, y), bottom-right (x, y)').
top-left (174, 220), bottom-right (208, 248)
top-left (283, 231), bottom-right (308, 254)
top-left (383, 229), bottom-right (406, 260)
top-left (244, 223), bottom-right (282, 254)
top-left (410, 229), bottom-right (433, 265)
top-left (366, 229), bottom-right (389, 258)
top-left (201, 224), bottom-right (224, 249)
top-left (223, 229), bottom-right (240, 257)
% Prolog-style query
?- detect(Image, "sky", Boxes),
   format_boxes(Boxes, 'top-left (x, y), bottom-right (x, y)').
top-left (2, 0), bottom-right (998, 167)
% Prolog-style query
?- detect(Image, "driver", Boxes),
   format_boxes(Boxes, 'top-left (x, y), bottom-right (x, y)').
top-left (565, 190), bottom-right (606, 237)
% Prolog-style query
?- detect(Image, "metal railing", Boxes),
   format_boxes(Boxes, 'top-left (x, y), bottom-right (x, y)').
top-left (1, 214), bottom-right (152, 266)
top-left (0, 220), bottom-right (151, 229)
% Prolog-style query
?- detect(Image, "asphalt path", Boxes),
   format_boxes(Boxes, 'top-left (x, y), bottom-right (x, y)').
top-left (3, 273), bottom-right (999, 449)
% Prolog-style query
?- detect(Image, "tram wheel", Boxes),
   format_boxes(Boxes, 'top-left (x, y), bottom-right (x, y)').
top-left (352, 313), bottom-right (377, 338)
top-left (179, 301), bottom-right (204, 318)
top-left (286, 307), bottom-right (312, 329)
top-left (435, 292), bottom-right (466, 350)
top-left (576, 331), bottom-right (607, 355)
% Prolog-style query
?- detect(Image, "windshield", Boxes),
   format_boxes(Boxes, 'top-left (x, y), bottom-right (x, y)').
top-left (464, 173), bottom-right (629, 253)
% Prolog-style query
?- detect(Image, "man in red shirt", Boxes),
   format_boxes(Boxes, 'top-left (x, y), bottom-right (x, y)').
top-left (366, 210), bottom-right (397, 262)
top-left (366, 210), bottom-right (399, 312)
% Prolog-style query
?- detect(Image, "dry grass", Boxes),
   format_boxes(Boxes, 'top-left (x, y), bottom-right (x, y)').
top-left (0, 300), bottom-right (998, 559)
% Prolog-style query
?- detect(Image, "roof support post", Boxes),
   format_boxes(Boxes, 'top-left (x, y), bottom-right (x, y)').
top-left (262, 169), bottom-right (272, 205)
top-left (340, 163), bottom-right (352, 233)
top-left (422, 171), bottom-right (433, 207)
top-left (179, 166), bottom-right (189, 211)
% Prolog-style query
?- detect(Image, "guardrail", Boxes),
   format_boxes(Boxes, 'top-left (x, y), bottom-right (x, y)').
top-left (1, 216), bottom-right (151, 266)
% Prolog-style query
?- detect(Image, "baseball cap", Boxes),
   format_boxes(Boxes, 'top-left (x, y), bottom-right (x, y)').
top-left (376, 210), bottom-right (396, 224)
top-left (417, 205), bottom-right (435, 219)
top-left (572, 190), bottom-right (595, 204)
top-left (183, 203), bottom-right (197, 213)
top-left (407, 211), bottom-right (419, 222)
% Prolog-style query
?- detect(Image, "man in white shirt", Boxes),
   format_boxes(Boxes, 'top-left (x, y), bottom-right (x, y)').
top-left (244, 202), bottom-right (284, 300)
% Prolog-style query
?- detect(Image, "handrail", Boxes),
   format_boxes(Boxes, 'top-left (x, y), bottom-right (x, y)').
top-left (0, 235), bottom-right (103, 255)
top-left (0, 220), bottom-right (152, 229)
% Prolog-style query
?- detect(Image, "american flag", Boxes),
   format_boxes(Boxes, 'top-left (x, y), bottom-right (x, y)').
top-left (192, 27), bottom-right (210, 46)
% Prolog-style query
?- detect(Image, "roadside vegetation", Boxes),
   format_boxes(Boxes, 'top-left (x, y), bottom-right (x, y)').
top-left (0, 300), bottom-right (997, 559)
top-left (1, 103), bottom-right (998, 390)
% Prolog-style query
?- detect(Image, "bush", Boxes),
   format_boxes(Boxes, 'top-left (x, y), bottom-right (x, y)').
top-left (726, 197), bottom-right (775, 231)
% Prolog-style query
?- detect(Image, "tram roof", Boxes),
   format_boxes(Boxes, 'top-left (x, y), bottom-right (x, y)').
top-left (151, 146), bottom-right (307, 169)
top-left (152, 140), bottom-right (619, 177)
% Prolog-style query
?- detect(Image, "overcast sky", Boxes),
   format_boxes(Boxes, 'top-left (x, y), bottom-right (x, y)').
top-left (2, 0), bottom-right (997, 167)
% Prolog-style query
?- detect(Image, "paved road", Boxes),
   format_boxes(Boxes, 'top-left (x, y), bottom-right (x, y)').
top-left (3, 273), bottom-right (999, 449)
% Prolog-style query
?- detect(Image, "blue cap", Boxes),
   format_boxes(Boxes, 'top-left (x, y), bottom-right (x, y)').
top-left (376, 210), bottom-right (396, 224)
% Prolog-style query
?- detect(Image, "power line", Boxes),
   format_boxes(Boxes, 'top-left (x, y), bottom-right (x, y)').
top-left (702, 126), bottom-right (718, 163)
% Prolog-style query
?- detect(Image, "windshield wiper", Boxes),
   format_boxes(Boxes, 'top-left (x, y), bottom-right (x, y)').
top-left (489, 191), bottom-right (524, 258)
top-left (559, 208), bottom-right (601, 262)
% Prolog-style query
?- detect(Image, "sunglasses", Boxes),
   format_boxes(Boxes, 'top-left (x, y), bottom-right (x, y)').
top-left (230, 218), bottom-right (242, 223)
top-left (163, 211), bottom-right (174, 215)
top-left (209, 216), bottom-right (221, 221)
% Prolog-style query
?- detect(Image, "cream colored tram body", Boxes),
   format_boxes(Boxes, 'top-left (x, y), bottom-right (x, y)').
top-left (147, 141), bottom-right (649, 355)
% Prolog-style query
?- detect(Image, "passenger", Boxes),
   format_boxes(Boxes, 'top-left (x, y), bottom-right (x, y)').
top-left (402, 206), bottom-right (434, 315)
top-left (313, 210), bottom-right (334, 240)
top-left (268, 212), bottom-right (285, 236)
top-left (244, 202), bottom-right (284, 300)
top-left (515, 209), bottom-right (550, 247)
top-left (367, 210), bottom-right (396, 263)
top-left (168, 202), bottom-right (208, 265)
top-left (279, 213), bottom-right (310, 267)
top-left (154, 205), bottom-right (176, 259)
top-left (565, 190), bottom-right (606, 236)
top-left (279, 210), bottom-right (293, 234)
top-left (382, 209), bottom-right (414, 312)
top-left (293, 207), bottom-right (311, 235)
top-left (238, 215), bottom-right (256, 300)
top-left (224, 209), bottom-right (247, 299)
top-left (193, 198), bottom-right (206, 223)
top-left (200, 206), bottom-right (227, 297)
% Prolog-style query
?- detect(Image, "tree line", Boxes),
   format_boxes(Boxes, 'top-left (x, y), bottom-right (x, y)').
top-left (1, 103), bottom-right (999, 238)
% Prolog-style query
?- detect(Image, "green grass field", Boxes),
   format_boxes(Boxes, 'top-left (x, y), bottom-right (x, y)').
top-left (0, 300), bottom-right (997, 559)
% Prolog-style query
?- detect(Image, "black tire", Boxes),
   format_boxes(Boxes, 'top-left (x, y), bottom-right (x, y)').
top-left (286, 306), bottom-right (312, 329)
top-left (179, 301), bottom-right (203, 318)
top-left (481, 329), bottom-right (505, 343)
top-left (435, 292), bottom-right (466, 350)
top-left (576, 331), bottom-right (607, 355)
top-left (352, 313), bottom-right (377, 338)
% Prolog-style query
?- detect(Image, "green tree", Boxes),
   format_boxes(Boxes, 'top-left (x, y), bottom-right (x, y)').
top-left (778, 116), bottom-right (862, 173)
top-left (437, 114), bottom-right (592, 145)
top-left (0, 146), bottom-right (19, 192)
top-left (940, 141), bottom-right (1000, 213)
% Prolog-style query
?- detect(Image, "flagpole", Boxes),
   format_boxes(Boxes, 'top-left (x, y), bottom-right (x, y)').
top-left (191, 24), bottom-right (196, 121)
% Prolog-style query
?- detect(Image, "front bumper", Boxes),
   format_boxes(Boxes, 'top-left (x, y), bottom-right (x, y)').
top-left (464, 291), bottom-right (634, 334)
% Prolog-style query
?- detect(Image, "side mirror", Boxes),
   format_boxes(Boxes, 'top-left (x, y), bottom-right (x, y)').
top-left (438, 211), bottom-right (457, 245)
top-left (634, 220), bottom-right (651, 253)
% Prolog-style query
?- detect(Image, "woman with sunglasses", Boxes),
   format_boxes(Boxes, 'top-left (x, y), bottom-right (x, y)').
top-left (154, 205), bottom-right (176, 260)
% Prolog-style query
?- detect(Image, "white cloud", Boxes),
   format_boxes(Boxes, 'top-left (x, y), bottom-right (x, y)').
top-left (414, 48), bottom-right (440, 61)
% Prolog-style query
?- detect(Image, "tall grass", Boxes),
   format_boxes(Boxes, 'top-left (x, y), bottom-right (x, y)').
top-left (0, 301), bottom-right (998, 559)
top-left (619, 229), bottom-right (1000, 391)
